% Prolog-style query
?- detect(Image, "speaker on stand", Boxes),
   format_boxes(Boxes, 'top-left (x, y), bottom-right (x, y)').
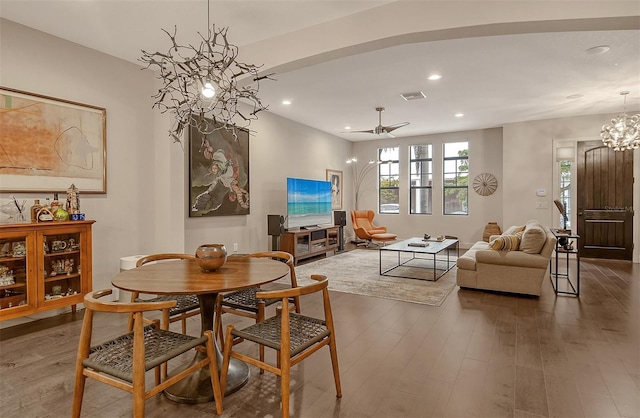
top-left (334, 211), bottom-right (346, 252)
top-left (267, 214), bottom-right (285, 251)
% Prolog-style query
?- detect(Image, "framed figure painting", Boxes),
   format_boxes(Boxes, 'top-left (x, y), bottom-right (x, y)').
top-left (0, 87), bottom-right (107, 193)
top-left (189, 124), bottom-right (250, 217)
top-left (326, 169), bottom-right (343, 210)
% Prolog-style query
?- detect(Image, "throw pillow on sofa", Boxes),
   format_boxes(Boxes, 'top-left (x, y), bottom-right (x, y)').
top-left (501, 225), bottom-right (526, 236)
top-left (520, 223), bottom-right (546, 254)
top-left (489, 232), bottom-right (523, 251)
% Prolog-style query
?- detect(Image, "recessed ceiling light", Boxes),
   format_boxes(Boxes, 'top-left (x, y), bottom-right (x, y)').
top-left (428, 74), bottom-right (442, 81)
top-left (454, 113), bottom-right (464, 118)
top-left (585, 45), bottom-right (611, 55)
top-left (344, 126), bottom-right (351, 130)
top-left (566, 94), bottom-right (584, 100)
top-left (282, 100), bottom-right (291, 105)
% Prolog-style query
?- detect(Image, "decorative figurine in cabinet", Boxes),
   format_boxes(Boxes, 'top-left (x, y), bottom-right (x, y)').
top-left (43, 230), bottom-right (82, 300)
top-left (0, 234), bottom-right (32, 311)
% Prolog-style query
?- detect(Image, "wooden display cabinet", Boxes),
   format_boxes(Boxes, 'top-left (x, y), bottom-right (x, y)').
top-left (0, 220), bottom-right (94, 321)
top-left (281, 226), bottom-right (339, 265)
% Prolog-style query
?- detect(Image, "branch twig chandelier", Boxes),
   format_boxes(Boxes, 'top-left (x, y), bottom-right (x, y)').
top-left (140, 0), bottom-right (272, 143)
top-left (601, 91), bottom-right (640, 151)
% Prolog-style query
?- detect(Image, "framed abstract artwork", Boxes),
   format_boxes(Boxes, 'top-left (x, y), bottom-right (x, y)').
top-left (326, 169), bottom-right (343, 210)
top-left (0, 87), bottom-right (107, 193)
top-left (189, 123), bottom-right (250, 217)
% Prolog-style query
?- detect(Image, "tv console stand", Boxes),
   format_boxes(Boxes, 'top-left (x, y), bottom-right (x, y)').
top-left (281, 226), bottom-right (339, 265)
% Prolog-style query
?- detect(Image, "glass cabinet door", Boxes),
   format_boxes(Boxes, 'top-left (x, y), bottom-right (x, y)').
top-left (0, 233), bottom-right (30, 310)
top-left (296, 234), bottom-right (310, 256)
top-left (41, 230), bottom-right (83, 302)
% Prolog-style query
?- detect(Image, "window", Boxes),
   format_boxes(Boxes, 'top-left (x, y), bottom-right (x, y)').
top-left (443, 142), bottom-right (468, 215)
top-left (378, 146), bottom-right (399, 214)
top-left (558, 160), bottom-right (572, 230)
top-left (409, 144), bottom-right (432, 214)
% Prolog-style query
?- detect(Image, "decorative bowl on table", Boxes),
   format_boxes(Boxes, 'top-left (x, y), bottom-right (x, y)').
top-left (195, 244), bottom-right (227, 272)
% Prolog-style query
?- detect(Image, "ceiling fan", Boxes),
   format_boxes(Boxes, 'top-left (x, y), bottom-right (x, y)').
top-left (344, 107), bottom-right (409, 138)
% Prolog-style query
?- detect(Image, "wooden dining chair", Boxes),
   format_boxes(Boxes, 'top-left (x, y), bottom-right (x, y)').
top-left (213, 251), bottom-right (301, 362)
top-left (72, 289), bottom-right (223, 418)
top-left (127, 253), bottom-right (200, 334)
top-left (220, 274), bottom-right (341, 418)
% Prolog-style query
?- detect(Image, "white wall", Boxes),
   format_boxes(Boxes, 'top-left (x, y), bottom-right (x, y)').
top-left (184, 110), bottom-right (352, 254)
top-left (350, 128), bottom-right (503, 249)
top-left (349, 116), bottom-right (639, 262)
top-left (0, 18), bottom-right (158, 291)
top-left (0, 20), bottom-right (155, 325)
top-left (503, 114), bottom-right (640, 262)
top-left (0, 20), bottom-right (353, 328)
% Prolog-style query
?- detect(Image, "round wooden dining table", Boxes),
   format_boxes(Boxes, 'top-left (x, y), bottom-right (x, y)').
top-left (111, 256), bottom-right (290, 404)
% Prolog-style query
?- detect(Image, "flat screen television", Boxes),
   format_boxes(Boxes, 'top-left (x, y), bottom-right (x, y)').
top-left (286, 177), bottom-right (333, 230)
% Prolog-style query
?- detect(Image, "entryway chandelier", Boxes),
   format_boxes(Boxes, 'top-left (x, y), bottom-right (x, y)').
top-left (140, 0), bottom-right (272, 143)
top-left (601, 91), bottom-right (640, 151)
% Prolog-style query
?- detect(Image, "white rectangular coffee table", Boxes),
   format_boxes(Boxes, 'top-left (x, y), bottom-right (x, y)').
top-left (379, 237), bottom-right (459, 281)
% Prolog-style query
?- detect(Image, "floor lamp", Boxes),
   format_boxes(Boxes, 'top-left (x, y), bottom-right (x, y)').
top-left (347, 157), bottom-right (381, 245)
top-left (346, 158), bottom-right (381, 210)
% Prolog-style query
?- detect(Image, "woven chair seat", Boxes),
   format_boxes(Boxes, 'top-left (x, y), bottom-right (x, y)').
top-left (134, 294), bottom-right (199, 316)
top-left (220, 275), bottom-right (340, 418)
top-left (221, 288), bottom-right (279, 312)
top-left (231, 313), bottom-right (330, 357)
top-left (83, 326), bottom-right (208, 383)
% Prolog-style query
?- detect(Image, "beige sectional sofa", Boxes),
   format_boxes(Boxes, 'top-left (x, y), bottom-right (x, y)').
top-left (456, 221), bottom-right (557, 296)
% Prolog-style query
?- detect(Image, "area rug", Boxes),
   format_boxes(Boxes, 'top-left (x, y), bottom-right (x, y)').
top-left (281, 249), bottom-right (457, 307)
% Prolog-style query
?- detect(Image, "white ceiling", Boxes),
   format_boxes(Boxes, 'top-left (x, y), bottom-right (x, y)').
top-left (2, 1), bottom-right (639, 141)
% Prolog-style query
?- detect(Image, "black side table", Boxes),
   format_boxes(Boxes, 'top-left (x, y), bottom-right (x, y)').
top-left (550, 229), bottom-right (580, 296)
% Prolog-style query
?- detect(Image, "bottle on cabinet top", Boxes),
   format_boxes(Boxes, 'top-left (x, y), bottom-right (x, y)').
top-left (50, 193), bottom-right (60, 212)
top-left (30, 199), bottom-right (42, 222)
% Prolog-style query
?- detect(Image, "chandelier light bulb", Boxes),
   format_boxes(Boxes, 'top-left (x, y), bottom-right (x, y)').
top-left (201, 82), bottom-right (216, 98)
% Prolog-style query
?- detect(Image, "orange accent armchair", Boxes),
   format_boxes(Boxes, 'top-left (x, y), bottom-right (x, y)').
top-left (350, 210), bottom-right (397, 246)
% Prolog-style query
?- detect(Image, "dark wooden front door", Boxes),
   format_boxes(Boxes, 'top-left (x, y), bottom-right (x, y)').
top-left (576, 140), bottom-right (634, 260)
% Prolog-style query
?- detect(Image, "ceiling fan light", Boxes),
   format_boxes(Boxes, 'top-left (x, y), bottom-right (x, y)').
top-left (343, 107), bottom-right (409, 137)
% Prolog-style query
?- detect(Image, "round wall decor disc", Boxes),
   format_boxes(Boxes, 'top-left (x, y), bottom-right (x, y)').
top-left (473, 173), bottom-right (498, 196)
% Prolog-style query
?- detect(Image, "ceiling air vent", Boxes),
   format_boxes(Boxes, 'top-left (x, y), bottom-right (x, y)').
top-left (400, 91), bottom-right (426, 101)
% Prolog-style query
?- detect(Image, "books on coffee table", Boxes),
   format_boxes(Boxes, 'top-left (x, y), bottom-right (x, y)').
top-left (408, 242), bottom-right (429, 247)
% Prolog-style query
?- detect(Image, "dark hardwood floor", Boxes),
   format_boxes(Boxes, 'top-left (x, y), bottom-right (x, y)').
top-left (0, 254), bottom-right (638, 417)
